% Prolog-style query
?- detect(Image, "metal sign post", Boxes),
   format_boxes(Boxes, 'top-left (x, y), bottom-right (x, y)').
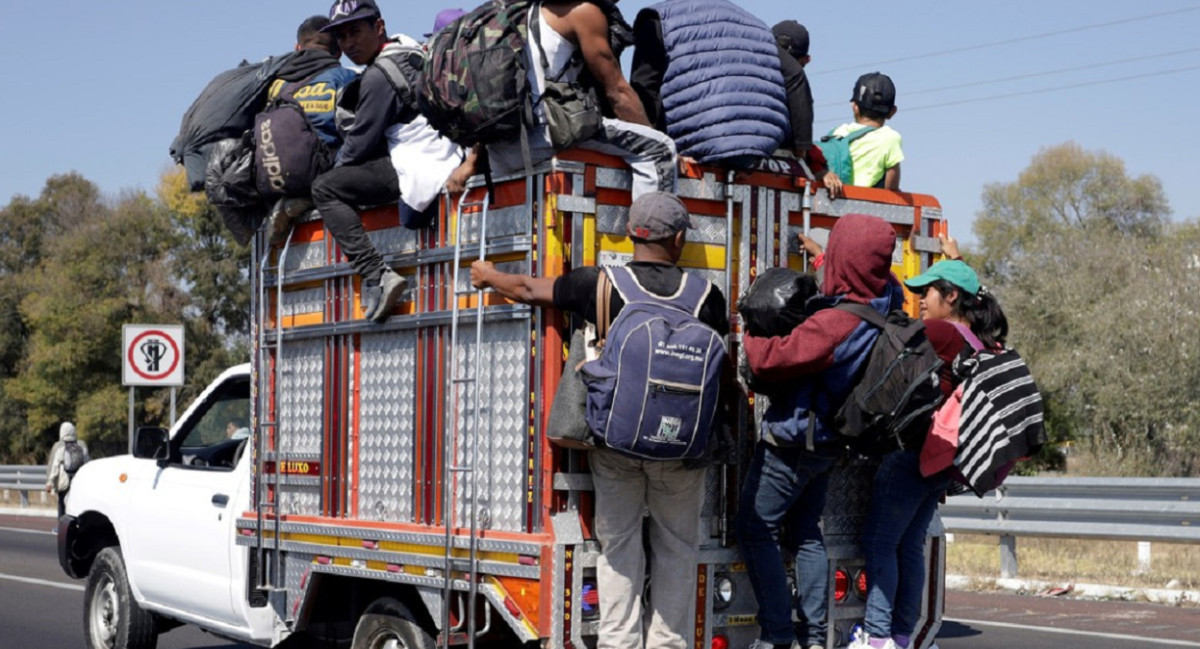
top-left (121, 325), bottom-right (186, 454)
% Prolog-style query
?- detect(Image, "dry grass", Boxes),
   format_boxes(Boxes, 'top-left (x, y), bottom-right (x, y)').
top-left (947, 534), bottom-right (1200, 591)
top-left (0, 489), bottom-right (54, 509)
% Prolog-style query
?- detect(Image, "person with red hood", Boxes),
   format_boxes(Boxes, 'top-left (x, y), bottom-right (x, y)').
top-left (736, 213), bottom-right (903, 649)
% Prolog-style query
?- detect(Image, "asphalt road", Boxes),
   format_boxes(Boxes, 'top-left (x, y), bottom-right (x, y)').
top-left (3, 512), bottom-right (1198, 649)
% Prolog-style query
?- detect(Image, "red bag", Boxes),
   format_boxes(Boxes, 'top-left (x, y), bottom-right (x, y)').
top-left (920, 383), bottom-right (962, 477)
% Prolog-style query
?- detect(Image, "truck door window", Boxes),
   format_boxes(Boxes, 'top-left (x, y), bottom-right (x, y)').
top-left (175, 378), bottom-right (251, 469)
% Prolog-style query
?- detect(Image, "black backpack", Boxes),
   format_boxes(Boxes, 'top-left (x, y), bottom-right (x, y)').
top-left (62, 441), bottom-right (86, 475)
top-left (253, 75), bottom-right (332, 200)
top-left (171, 52), bottom-right (297, 191)
top-left (833, 302), bottom-right (944, 452)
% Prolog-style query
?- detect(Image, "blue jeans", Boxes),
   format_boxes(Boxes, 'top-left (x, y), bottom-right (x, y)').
top-left (861, 450), bottom-right (950, 639)
top-left (735, 442), bottom-right (836, 646)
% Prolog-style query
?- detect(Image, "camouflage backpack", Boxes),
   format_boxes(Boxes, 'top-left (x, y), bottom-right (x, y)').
top-left (418, 0), bottom-right (535, 147)
top-left (419, 0), bottom-right (632, 149)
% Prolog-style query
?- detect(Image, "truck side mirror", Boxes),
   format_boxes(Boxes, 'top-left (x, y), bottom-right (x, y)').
top-left (134, 427), bottom-right (170, 461)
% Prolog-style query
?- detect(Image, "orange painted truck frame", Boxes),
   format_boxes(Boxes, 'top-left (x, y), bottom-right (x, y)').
top-left (242, 151), bottom-right (949, 648)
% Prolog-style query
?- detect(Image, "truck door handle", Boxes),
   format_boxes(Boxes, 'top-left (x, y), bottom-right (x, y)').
top-left (212, 494), bottom-right (230, 507)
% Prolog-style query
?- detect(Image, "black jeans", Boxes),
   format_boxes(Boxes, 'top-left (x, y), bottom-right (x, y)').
top-left (311, 157), bottom-right (399, 283)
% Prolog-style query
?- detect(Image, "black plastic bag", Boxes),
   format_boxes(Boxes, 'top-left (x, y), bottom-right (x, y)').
top-left (737, 268), bottom-right (819, 338)
top-left (206, 136), bottom-right (265, 245)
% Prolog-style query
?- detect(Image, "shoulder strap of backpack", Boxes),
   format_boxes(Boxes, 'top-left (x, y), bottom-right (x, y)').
top-left (606, 265), bottom-right (709, 316)
top-left (842, 125), bottom-right (878, 144)
top-left (373, 46), bottom-right (424, 111)
top-left (528, 4), bottom-right (586, 84)
top-left (596, 268), bottom-right (613, 344)
top-left (833, 300), bottom-right (887, 329)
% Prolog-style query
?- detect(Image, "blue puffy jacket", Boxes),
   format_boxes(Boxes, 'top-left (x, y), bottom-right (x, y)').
top-left (649, 0), bottom-right (789, 162)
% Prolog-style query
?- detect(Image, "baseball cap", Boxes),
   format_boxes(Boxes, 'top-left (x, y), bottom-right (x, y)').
top-left (772, 20), bottom-right (809, 59)
top-left (903, 260), bottom-right (980, 297)
top-left (851, 72), bottom-right (896, 113)
top-left (627, 192), bottom-right (695, 240)
top-left (426, 8), bottom-right (466, 37)
top-left (321, 0), bottom-right (380, 32)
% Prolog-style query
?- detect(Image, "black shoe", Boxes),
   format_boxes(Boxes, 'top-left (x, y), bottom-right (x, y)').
top-left (362, 270), bottom-right (407, 323)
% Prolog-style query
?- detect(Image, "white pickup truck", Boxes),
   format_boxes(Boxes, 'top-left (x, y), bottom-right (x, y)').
top-left (57, 363), bottom-right (282, 648)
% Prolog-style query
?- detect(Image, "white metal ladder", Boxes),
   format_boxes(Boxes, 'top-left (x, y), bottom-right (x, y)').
top-left (442, 188), bottom-right (490, 647)
top-left (254, 226), bottom-right (296, 591)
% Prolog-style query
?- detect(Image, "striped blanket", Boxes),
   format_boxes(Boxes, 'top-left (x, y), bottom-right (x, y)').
top-left (953, 348), bottom-right (1046, 496)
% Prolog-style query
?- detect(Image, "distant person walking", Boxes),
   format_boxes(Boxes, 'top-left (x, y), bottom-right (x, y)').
top-left (45, 422), bottom-right (89, 520)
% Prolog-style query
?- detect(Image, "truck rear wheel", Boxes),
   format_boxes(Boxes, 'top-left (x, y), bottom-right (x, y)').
top-left (351, 597), bottom-right (434, 649)
top-left (84, 547), bottom-right (158, 649)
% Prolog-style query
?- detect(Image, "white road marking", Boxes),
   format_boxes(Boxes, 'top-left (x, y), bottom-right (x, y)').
top-left (948, 617), bottom-right (1200, 647)
top-left (0, 526), bottom-right (54, 535)
top-left (0, 572), bottom-right (84, 592)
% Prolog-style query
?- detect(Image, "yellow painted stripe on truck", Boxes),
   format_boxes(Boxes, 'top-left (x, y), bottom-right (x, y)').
top-left (598, 234), bottom-right (727, 269)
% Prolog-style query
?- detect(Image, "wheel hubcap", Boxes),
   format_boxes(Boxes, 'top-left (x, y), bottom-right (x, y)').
top-left (89, 575), bottom-right (119, 648)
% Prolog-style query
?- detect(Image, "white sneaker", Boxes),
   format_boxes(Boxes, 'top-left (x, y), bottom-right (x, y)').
top-left (846, 629), bottom-right (897, 649)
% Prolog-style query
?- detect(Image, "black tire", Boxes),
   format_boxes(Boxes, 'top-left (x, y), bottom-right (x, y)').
top-left (84, 547), bottom-right (158, 649)
top-left (351, 597), bottom-right (435, 649)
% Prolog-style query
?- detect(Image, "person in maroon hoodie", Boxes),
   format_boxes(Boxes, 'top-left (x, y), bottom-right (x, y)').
top-left (736, 213), bottom-right (903, 649)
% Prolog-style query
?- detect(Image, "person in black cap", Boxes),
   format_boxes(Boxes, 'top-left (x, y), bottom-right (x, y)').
top-left (262, 15), bottom-right (359, 244)
top-left (310, 0), bottom-right (476, 322)
top-left (772, 20), bottom-right (816, 163)
top-left (822, 71), bottom-right (903, 198)
top-left (469, 191), bottom-right (729, 649)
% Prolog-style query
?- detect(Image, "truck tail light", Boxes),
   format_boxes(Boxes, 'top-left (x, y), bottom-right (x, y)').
top-left (834, 568), bottom-right (850, 602)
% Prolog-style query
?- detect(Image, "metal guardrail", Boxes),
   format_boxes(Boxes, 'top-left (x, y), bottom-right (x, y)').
top-left (0, 465), bottom-right (49, 508)
top-left (941, 477), bottom-right (1200, 577)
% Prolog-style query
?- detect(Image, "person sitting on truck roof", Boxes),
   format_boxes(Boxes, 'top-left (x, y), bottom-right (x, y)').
top-left (263, 15), bottom-right (360, 244)
top-left (772, 20), bottom-right (819, 166)
top-left (469, 192), bottom-right (730, 649)
top-left (737, 213), bottom-right (904, 649)
top-left (311, 0), bottom-right (478, 323)
top-left (628, 0), bottom-right (790, 167)
top-left (485, 0), bottom-right (678, 199)
top-left (821, 72), bottom-right (903, 198)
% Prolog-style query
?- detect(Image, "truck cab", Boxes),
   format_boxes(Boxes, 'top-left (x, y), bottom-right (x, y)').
top-left (58, 363), bottom-right (279, 648)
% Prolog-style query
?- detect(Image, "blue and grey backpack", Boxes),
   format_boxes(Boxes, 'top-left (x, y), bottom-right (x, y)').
top-left (581, 266), bottom-right (725, 460)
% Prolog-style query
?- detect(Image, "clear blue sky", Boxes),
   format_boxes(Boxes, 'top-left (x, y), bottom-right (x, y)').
top-left (2, 1), bottom-right (1199, 242)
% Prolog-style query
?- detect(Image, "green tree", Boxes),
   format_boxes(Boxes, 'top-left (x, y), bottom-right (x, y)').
top-left (973, 143), bottom-right (1200, 476)
top-left (6, 188), bottom-right (177, 456)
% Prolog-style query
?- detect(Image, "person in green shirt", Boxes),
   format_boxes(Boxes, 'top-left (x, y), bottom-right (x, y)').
top-left (823, 72), bottom-right (903, 198)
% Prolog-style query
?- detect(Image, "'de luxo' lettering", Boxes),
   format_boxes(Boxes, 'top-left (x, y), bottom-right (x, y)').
top-left (258, 119), bottom-right (287, 191)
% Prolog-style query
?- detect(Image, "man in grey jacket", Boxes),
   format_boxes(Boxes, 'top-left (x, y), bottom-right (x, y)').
top-left (45, 422), bottom-right (89, 520)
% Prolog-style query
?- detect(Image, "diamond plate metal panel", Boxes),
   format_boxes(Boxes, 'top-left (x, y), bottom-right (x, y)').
top-left (282, 241), bottom-right (327, 273)
top-left (278, 338), bottom-right (324, 456)
top-left (677, 173), bottom-right (727, 201)
top-left (456, 260), bottom-right (529, 296)
top-left (450, 319), bottom-right (530, 532)
top-left (279, 483), bottom-right (322, 517)
top-left (285, 552), bottom-right (314, 623)
top-left (371, 222), bottom-right (422, 256)
top-left (595, 167), bottom-right (632, 191)
top-left (281, 287), bottom-right (324, 318)
top-left (813, 194), bottom-right (915, 226)
top-left (457, 205), bottom-right (531, 246)
top-left (595, 204), bottom-right (627, 236)
top-left (358, 330), bottom-right (419, 522)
